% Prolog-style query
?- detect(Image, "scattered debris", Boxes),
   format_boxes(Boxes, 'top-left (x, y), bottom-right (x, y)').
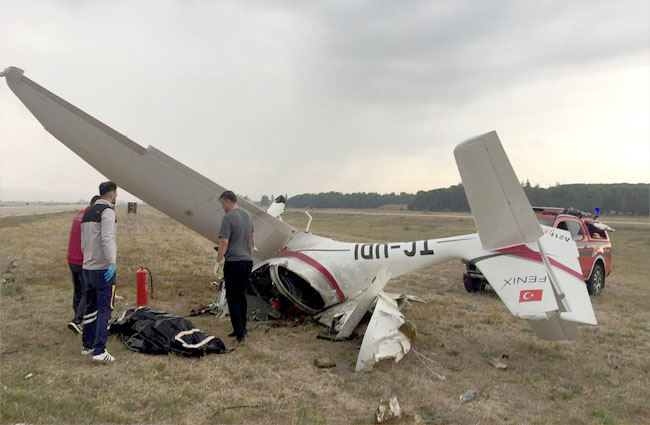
top-left (190, 304), bottom-right (216, 316)
top-left (459, 389), bottom-right (478, 404)
top-left (114, 294), bottom-right (124, 300)
top-left (24, 373), bottom-right (33, 379)
top-left (2, 259), bottom-right (18, 284)
top-left (336, 267), bottom-right (391, 340)
top-left (384, 292), bottom-right (425, 311)
top-left (314, 291), bottom-right (364, 332)
top-left (486, 357), bottom-right (507, 369)
top-left (374, 396), bottom-right (402, 424)
top-left (6, 260), bottom-right (17, 273)
top-left (314, 272), bottom-right (424, 339)
top-left (356, 293), bottom-right (414, 372)
top-left (314, 357), bottom-right (336, 368)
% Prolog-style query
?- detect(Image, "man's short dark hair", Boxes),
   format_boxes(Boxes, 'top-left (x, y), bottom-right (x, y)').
top-left (90, 195), bottom-right (101, 206)
top-left (99, 181), bottom-right (117, 196)
top-left (219, 190), bottom-right (237, 203)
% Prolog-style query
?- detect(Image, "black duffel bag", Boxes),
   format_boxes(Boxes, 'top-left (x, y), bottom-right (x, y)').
top-left (109, 307), bottom-right (227, 356)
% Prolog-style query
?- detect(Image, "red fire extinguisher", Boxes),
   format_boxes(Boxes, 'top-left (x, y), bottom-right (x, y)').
top-left (136, 267), bottom-right (153, 306)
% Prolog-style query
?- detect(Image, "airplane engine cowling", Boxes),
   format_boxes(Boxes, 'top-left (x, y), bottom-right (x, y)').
top-left (265, 255), bottom-right (342, 313)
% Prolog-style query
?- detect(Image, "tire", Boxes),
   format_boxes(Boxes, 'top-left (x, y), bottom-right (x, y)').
top-left (463, 276), bottom-right (483, 293)
top-left (587, 263), bottom-right (605, 296)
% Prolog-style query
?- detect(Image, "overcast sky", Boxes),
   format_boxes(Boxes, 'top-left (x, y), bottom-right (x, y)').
top-left (1, 0), bottom-right (648, 203)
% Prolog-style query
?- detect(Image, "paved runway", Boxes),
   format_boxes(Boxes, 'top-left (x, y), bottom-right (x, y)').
top-left (0, 204), bottom-right (87, 217)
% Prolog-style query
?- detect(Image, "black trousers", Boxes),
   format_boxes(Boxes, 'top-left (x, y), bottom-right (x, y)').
top-left (69, 263), bottom-right (86, 322)
top-left (224, 260), bottom-right (253, 338)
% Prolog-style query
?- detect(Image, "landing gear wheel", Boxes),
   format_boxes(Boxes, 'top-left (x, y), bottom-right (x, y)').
top-left (587, 263), bottom-right (604, 296)
top-left (463, 276), bottom-right (485, 293)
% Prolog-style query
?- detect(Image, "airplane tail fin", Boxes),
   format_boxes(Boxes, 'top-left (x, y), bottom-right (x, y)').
top-left (454, 131), bottom-right (542, 250)
top-left (455, 132), bottom-right (596, 340)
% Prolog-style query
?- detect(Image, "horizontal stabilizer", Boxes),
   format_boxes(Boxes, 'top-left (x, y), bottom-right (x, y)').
top-left (454, 131), bottom-right (542, 250)
top-left (472, 227), bottom-right (596, 340)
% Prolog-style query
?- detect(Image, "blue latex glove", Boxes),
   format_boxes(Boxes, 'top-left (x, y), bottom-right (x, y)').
top-left (104, 264), bottom-right (116, 282)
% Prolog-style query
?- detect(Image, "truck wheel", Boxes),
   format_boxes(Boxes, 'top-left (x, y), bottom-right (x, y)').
top-left (587, 263), bottom-right (604, 296)
top-left (463, 276), bottom-right (483, 293)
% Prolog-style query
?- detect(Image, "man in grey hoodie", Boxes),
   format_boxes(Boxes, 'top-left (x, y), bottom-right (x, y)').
top-left (80, 181), bottom-right (118, 363)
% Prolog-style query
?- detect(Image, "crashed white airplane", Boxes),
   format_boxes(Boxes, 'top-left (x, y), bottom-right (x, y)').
top-left (1, 66), bottom-right (597, 371)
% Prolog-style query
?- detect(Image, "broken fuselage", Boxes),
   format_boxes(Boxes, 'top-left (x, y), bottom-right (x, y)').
top-left (253, 231), bottom-right (484, 314)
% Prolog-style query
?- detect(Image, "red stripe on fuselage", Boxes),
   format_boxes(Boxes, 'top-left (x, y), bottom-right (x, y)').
top-left (496, 245), bottom-right (583, 280)
top-left (273, 251), bottom-right (345, 302)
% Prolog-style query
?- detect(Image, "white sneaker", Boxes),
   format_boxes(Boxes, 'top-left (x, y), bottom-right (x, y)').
top-left (92, 350), bottom-right (115, 363)
top-left (81, 347), bottom-right (93, 355)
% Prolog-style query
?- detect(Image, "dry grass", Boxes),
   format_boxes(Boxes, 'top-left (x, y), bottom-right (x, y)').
top-left (1, 207), bottom-right (649, 425)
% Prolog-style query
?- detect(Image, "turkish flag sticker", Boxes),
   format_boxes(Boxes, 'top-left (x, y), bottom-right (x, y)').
top-left (519, 289), bottom-right (543, 302)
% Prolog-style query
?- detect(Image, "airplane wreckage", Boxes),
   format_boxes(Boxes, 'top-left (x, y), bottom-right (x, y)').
top-left (1, 66), bottom-right (597, 371)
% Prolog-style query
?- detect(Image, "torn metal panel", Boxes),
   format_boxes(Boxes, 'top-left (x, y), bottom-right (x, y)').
top-left (356, 293), bottom-right (414, 372)
top-left (374, 396), bottom-right (402, 424)
top-left (315, 287), bottom-right (422, 332)
top-left (313, 293), bottom-right (361, 331)
top-left (336, 267), bottom-right (391, 340)
top-left (383, 292), bottom-right (425, 310)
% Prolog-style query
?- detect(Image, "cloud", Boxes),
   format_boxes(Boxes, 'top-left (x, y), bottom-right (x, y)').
top-left (291, 1), bottom-right (649, 106)
top-left (0, 0), bottom-right (648, 202)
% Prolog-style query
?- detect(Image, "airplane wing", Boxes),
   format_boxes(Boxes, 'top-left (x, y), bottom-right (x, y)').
top-left (2, 66), bottom-right (297, 261)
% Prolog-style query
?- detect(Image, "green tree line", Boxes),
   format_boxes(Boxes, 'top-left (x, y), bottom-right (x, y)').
top-left (286, 192), bottom-right (414, 209)
top-left (285, 183), bottom-right (649, 215)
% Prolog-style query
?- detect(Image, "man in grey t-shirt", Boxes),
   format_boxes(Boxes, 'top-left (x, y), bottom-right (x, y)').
top-left (216, 190), bottom-right (255, 343)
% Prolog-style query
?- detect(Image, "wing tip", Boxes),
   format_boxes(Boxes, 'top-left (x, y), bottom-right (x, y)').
top-left (1, 66), bottom-right (24, 79)
top-left (454, 130), bottom-right (498, 155)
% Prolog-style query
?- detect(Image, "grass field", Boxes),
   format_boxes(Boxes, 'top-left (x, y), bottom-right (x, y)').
top-left (1, 207), bottom-right (649, 424)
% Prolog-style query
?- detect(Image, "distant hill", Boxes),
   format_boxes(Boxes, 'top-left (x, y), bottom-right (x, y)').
top-left (286, 183), bottom-right (649, 215)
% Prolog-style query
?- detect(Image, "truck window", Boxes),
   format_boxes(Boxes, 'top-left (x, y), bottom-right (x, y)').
top-left (565, 221), bottom-right (584, 240)
top-left (537, 217), bottom-right (555, 226)
top-left (587, 223), bottom-right (607, 239)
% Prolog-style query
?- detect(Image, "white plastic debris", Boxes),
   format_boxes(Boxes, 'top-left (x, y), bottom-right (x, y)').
top-left (337, 267), bottom-right (391, 339)
top-left (459, 389), bottom-right (478, 403)
top-left (487, 357), bottom-right (507, 369)
top-left (356, 293), bottom-right (413, 372)
top-left (374, 396), bottom-right (402, 424)
top-left (24, 373), bottom-right (33, 379)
